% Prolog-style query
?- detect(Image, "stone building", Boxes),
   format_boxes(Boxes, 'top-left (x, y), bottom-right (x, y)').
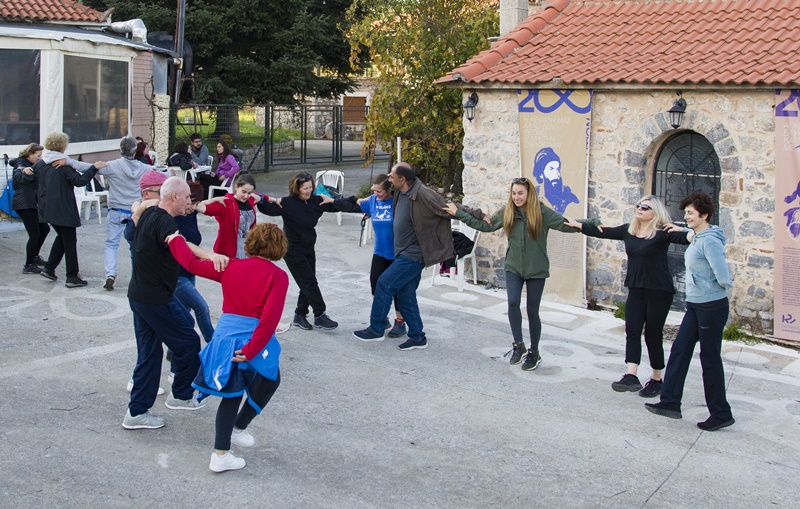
top-left (439, 0), bottom-right (798, 335)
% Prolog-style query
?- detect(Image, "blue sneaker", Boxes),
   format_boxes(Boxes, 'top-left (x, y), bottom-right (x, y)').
top-left (398, 338), bottom-right (428, 351)
top-left (387, 319), bottom-right (407, 338)
top-left (353, 327), bottom-right (384, 342)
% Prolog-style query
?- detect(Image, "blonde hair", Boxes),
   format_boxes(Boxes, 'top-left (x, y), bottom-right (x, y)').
top-left (628, 195), bottom-right (671, 239)
top-left (502, 179), bottom-right (543, 239)
top-left (44, 132), bottom-right (69, 153)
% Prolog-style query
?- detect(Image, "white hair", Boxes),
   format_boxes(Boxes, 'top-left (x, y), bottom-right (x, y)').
top-left (160, 176), bottom-right (187, 200)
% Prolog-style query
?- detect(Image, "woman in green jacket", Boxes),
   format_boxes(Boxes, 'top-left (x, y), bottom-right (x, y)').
top-left (444, 177), bottom-right (584, 371)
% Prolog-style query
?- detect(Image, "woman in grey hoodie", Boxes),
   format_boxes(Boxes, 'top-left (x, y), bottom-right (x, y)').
top-left (645, 192), bottom-right (735, 431)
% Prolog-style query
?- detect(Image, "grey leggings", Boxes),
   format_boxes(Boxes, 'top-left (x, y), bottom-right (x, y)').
top-left (505, 272), bottom-right (546, 351)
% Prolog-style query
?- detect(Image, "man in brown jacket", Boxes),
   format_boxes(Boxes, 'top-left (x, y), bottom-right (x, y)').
top-left (354, 162), bottom-right (454, 349)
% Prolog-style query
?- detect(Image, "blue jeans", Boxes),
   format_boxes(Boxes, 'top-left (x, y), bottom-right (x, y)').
top-left (128, 297), bottom-right (201, 416)
top-left (105, 208), bottom-right (132, 278)
top-left (660, 300), bottom-right (733, 420)
top-left (174, 275), bottom-right (215, 343)
top-left (370, 255), bottom-right (425, 341)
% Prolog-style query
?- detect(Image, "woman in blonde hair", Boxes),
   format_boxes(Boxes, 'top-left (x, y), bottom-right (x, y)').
top-left (566, 195), bottom-right (691, 397)
top-left (445, 177), bottom-right (588, 371)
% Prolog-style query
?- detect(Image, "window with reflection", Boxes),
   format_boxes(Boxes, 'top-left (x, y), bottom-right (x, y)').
top-left (63, 56), bottom-right (129, 142)
top-left (0, 50), bottom-right (41, 145)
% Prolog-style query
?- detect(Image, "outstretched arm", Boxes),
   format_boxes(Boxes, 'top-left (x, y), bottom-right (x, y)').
top-left (167, 234), bottom-right (229, 282)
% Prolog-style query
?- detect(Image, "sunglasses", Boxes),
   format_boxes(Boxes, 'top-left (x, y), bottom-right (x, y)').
top-left (635, 203), bottom-right (652, 211)
top-left (512, 177), bottom-right (529, 184)
top-left (297, 174), bottom-right (313, 183)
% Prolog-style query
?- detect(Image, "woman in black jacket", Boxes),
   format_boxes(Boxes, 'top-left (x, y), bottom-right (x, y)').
top-left (36, 131), bottom-right (106, 288)
top-left (11, 143), bottom-right (48, 274)
top-left (257, 172), bottom-right (361, 331)
top-left (167, 142), bottom-right (196, 172)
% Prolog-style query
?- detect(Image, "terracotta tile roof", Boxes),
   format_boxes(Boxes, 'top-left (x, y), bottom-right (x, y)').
top-left (1, 0), bottom-right (109, 24)
top-left (440, 0), bottom-right (800, 86)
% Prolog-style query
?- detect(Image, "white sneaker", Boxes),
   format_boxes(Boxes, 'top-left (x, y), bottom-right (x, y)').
top-left (231, 428), bottom-right (255, 447)
top-left (168, 372), bottom-right (175, 384)
top-left (126, 378), bottom-right (165, 396)
top-left (209, 451), bottom-right (246, 473)
top-left (122, 409), bottom-right (165, 430)
top-left (165, 393), bottom-right (205, 410)
top-left (275, 322), bottom-right (291, 335)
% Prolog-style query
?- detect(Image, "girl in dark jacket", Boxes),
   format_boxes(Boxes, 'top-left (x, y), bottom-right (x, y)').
top-left (135, 141), bottom-right (153, 165)
top-left (257, 172), bottom-right (361, 331)
top-left (11, 143), bottom-right (48, 274)
top-left (36, 131), bottom-right (106, 287)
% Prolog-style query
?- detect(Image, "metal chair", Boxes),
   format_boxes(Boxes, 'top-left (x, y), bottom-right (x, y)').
top-left (316, 170), bottom-right (345, 225)
top-left (430, 219), bottom-right (480, 292)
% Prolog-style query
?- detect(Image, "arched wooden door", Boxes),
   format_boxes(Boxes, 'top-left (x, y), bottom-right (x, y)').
top-left (652, 131), bottom-right (721, 309)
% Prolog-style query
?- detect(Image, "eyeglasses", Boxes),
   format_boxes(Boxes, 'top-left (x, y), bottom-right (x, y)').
top-left (512, 177), bottom-right (529, 184)
top-left (297, 173), bottom-right (313, 183)
top-left (635, 203), bottom-right (652, 211)
top-left (145, 187), bottom-right (161, 194)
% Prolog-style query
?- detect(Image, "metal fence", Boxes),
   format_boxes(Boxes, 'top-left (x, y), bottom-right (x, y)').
top-left (171, 103), bottom-right (390, 172)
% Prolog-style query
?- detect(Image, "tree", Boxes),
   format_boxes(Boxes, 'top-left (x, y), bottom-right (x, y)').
top-left (84, 0), bottom-right (364, 104)
top-left (346, 0), bottom-right (498, 190)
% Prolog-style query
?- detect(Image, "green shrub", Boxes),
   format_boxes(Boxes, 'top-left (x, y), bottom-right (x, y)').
top-left (613, 300), bottom-right (625, 320)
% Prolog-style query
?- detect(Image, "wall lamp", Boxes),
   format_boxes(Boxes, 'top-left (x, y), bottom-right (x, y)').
top-left (463, 92), bottom-right (479, 122)
top-left (668, 92), bottom-right (687, 129)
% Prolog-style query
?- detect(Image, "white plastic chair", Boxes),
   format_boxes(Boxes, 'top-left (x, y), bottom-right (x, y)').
top-left (360, 215), bottom-right (373, 246)
top-left (87, 175), bottom-right (109, 204)
top-left (74, 185), bottom-right (102, 224)
top-left (430, 219), bottom-right (480, 292)
top-left (316, 170), bottom-right (345, 226)
top-left (207, 155), bottom-right (214, 166)
top-left (208, 171), bottom-right (239, 198)
top-left (148, 150), bottom-right (158, 166)
top-left (168, 166), bottom-right (189, 181)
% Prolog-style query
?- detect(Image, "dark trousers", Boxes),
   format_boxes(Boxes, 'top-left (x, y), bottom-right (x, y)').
top-left (624, 288), bottom-right (673, 369)
top-left (369, 254), bottom-right (399, 310)
top-left (660, 301), bottom-right (733, 420)
top-left (214, 370), bottom-right (281, 450)
top-left (128, 298), bottom-right (201, 416)
top-left (284, 250), bottom-right (326, 317)
top-left (16, 208), bottom-right (49, 265)
top-left (505, 273), bottom-right (546, 350)
top-left (46, 224), bottom-right (79, 277)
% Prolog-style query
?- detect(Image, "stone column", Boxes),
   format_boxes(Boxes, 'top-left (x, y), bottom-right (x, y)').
top-left (151, 94), bottom-right (171, 163)
top-left (500, 0), bottom-right (530, 36)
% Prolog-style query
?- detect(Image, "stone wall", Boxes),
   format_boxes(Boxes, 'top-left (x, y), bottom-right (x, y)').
top-left (461, 89), bottom-right (776, 332)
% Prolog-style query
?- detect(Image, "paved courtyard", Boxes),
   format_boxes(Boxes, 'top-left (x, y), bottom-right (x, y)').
top-left (0, 165), bottom-right (798, 508)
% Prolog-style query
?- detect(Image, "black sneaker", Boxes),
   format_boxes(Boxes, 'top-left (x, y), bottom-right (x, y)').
top-left (611, 374), bottom-right (643, 392)
top-left (353, 327), bottom-right (384, 342)
top-left (521, 350), bottom-right (542, 371)
top-left (292, 313), bottom-right (313, 331)
top-left (33, 256), bottom-right (47, 267)
top-left (697, 415), bottom-right (735, 431)
top-left (65, 275), bottom-right (88, 288)
top-left (387, 319), bottom-right (407, 338)
top-left (504, 342), bottom-right (527, 365)
top-left (639, 379), bottom-right (663, 398)
top-left (23, 264), bottom-right (42, 274)
top-left (313, 313), bottom-right (338, 330)
top-left (40, 268), bottom-right (58, 281)
top-left (398, 338), bottom-right (428, 351)
top-left (104, 276), bottom-right (115, 291)
top-left (384, 318), bottom-right (392, 329)
top-left (644, 401), bottom-right (682, 419)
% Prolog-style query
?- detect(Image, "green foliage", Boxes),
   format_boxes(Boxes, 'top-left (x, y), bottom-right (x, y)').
top-left (83, 0), bottom-right (365, 104)
top-left (358, 183), bottom-right (373, 198)
top-left (346, 0), bottom-right (499, 189)
top-left (722, 323), bottom-right (761, 344)
top-left (613, 300), bottom-right (626, 320)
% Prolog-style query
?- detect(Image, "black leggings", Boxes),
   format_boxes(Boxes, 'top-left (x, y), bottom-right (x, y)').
top-left (505, 272), bottom-right (546, 350)
top-left (214, 370), bottom-right (281, 451)
top-left (283, 250), bottom-right (326, 317)
top-left (16, 208), bottom-right (49, 265)
top-left (624, 288), bottom-right (673, 370)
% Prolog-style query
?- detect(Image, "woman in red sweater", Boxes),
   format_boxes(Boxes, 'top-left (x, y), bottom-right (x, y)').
top-left (168, 223), bottom-right (289, 473)
top-left (197, 173), bottom-right (277, 259)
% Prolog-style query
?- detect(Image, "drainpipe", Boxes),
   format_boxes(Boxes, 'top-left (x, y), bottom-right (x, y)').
top-left (107, 19), bottom-right (148, 44)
